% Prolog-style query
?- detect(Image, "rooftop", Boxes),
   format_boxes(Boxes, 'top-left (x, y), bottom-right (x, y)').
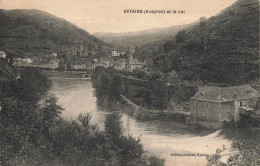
top-left (191, 84), bottom-right (260, 102)
top-left (114, 58), bottom-right (126, 67)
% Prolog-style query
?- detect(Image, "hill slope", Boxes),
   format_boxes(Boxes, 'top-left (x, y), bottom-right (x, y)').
top-left (0, 60), bottom-right (17, 81)
top-left (0, 9), bottom-right (110, 58)
top-left (93, 23), bottom-right (194, 48)
top-left (149, 0), bottom-right (259, 84)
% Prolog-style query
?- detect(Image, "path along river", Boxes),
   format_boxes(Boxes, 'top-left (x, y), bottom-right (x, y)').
top-left (48, 78), bottom-right (233, 166)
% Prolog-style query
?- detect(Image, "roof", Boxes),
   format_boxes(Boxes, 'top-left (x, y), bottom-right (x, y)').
top-left (240, 105), bottom-right (253, 111)
top-left (130, 59), bottom-right (142, 65)
top-left (191, 84), bottom-right (260, 102)
top-left (114, 59), bottom-right (126, 67)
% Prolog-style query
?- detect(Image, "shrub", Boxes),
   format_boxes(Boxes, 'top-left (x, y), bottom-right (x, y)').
top-left (207, 140), bottom-right (260, 166)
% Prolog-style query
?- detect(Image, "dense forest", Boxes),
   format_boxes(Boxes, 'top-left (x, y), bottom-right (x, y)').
top-left (135, 0), bottom-right (259, 85)
top-left (0, 9), bottom-right (111, 59)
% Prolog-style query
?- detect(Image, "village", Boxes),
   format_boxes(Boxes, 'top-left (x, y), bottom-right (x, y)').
top-left (0, 0), bottom-right (259, 165)
top-left (1, 48), bottom-right (260, 131)
top-left (1, 46), bottom-right (146, 73)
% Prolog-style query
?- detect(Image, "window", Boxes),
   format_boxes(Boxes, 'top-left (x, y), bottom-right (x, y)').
top-left (205, 102), bottom-right (209, 107)
top-left (240, 101), bottom-right (242, 107)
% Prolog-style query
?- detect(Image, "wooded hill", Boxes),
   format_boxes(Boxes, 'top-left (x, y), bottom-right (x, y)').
top-left (137, 0), bottom-right (259, 85)
top-left (0, 60), bottom-right (17, 81)
top-left (94, 23), bottom-right (194, 48)
top-left (0, 9), bottom-right (111, 58)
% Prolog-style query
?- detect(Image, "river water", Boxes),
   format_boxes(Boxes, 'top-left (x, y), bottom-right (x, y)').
top-left (48, 79), bottom-right (233, 166)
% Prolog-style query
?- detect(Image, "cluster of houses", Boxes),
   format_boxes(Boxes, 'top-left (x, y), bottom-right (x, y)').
top-left (2, 47), bottom-right (144, 72)
top-left (111, 47), bottom-right (135, 57)
top-left (13, 52), bottom-right (59, 69)
top-left (59, 46), bottom-right (137, 71)
top-left (113, 55), bottom-right (144, 72)
top-left (93, 54), bottom-right (145, 72)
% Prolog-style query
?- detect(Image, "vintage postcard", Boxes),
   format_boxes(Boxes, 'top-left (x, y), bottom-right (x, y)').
top-left (0, 0), bottom-right (259, 166)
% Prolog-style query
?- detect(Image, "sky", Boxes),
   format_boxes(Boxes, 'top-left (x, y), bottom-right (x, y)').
top-left (0, 0), bottom-right (237, 34)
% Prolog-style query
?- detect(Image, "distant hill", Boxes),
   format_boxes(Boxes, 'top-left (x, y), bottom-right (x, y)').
top-left (141, 0), bottom-right (259, 84)
top-left (93, 24), bottom-right (194, 47)
top-left (0, 9), bottom-right (111, 58)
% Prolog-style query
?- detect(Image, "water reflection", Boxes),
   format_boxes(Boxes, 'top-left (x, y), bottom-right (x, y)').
top-left (49, 79), bottom-right (233, 166)
top-left (49, 79), bottom-right (109, 130)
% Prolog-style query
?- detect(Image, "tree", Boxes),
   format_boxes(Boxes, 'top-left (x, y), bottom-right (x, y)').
top-left (105, 112), bottom-right (122, 142)
top-left (108, 74), bottom-right (122, 102)
top-left (95, 72), bottom-right (111, 104)
top-left (207, 140), bottom-right (260, 166)
top-left (175, 30), bottom-right (188, 44)
top-left (150, 80), bottom-right (168, 110)
top-left (77, 113), bottom-right (92, 129)
top-left (118, 136), bottom-right (144, 163)
top-left (41, 96), bottom-right (63, 137)
top-left (163, 40), bottom-right (177, 53)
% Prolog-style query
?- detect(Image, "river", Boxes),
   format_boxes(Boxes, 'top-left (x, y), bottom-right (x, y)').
top-left (48, 79), bottom-right (233, 166)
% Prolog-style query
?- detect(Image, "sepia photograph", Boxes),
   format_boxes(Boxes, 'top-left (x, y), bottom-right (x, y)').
top-left (0, 0), bottom-right (259, 165)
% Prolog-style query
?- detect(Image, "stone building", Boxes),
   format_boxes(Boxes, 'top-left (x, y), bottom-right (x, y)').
top-left (112, 50), bottom-right (120, 57)
top-left (98, 59), bottom-right (110, 68)
top-left (114, 59), bottom-right (126, 70)
top-left (190, 84), bottom-right (260, 129)
top-left (38, 59), bottom-right (59, 69)
top-left (126, 55), bottom-right (143, 72)
top-left (71, 61), bottom-right (92, 70)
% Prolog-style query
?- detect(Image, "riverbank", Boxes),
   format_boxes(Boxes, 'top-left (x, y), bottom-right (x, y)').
top-left (120, 94), bottom-right (191, 123)
top-left (50, 78), bottom-right (234, 166)
top-left (43, 70), bottom-right (91, 79)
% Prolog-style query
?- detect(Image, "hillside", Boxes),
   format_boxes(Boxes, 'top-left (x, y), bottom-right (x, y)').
top-left (147, 0), bottom-right (259, 84)
top-left (0, 9), bottom-right (111, 59)
top-left (0, 60), bottom-right (17, 81)
top-left (93, 23), bottom-right (194, 48)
